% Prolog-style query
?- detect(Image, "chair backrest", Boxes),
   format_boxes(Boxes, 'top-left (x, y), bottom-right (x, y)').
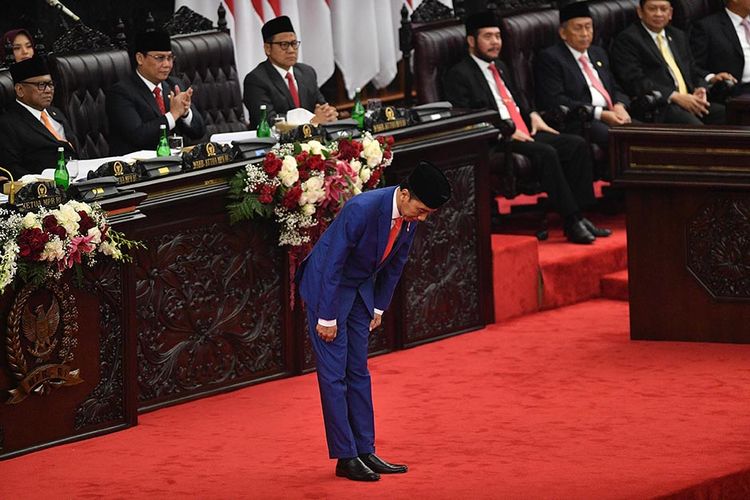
top-left (412, 21), bottom-right (466, 104)
top-left (0, 69), bottom-right (15, 115)
top-left (500, 8), bottom-right (560, 110)
top-left (671, 0), bottom-right (724, 30)
top-left (170, 30), bottom-right (247, 138)
top-left (589, 0), bottom-right (639, 51)
top-left (49, 49), bottom-right (132, 159)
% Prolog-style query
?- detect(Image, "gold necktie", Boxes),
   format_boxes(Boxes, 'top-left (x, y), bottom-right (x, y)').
top-left (656, 33), bottom-right (687, 94)
top-left (40, 110), bottom-right (63, 141)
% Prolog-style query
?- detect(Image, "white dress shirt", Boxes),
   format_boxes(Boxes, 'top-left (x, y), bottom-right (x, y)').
top-left (470, 53), bottom-right (520, 120)
top-left (641, 22), bottom-right (683, 97)
top-left (721, 8), bottom-right (750, 84)
top-left (564, 44), bottom-right (608, 120)
top-left (272, 63), bottom-right (300, 104)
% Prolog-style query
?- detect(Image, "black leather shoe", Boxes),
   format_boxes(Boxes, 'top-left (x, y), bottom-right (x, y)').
top-left (564, 220), bottom-right (596, 244)
top-left (335, 457), bottom-right (380, 481)
top-left (359, 453), bottom-right (408, 474)
top-left (581, 218), bottom-right (612, 237)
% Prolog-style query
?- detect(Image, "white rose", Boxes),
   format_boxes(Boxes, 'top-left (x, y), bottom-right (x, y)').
top-left (362, 140), bottom-right (383, 167)
top-left (41, 238), bottom-right (65, 262)
top-left (279, 156), bottom-right (300, 187)
top-left (51, 205), bottom-right (81, 235)
top-left (299, 143), bottom-right (311, 153)
top-left (360, 167), bottom-right (372, 183)
top-left (67, 200), bottom-right (90, 213)
top-left (307, 140), bottom-right (324, 156)
top-left (21, 212), bottom-right (41, 229)
top-left (302, 203), bottom-right (316, 216)
top-left (349, 159), bottom-right (362, 174)
top-left (300, 175), bottom-right (326, 205)
top-left (87, 227), bottom-right (102, 245)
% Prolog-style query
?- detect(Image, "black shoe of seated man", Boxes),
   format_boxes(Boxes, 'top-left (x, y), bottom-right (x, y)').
top-left (359, 453), bottom-right (409, 474)
top-left (581, 217), bottom-right (612, 237)
top-left (564, 220), bottom-right (596, 244)
top-left (335, 457), bottom-right (380, 481)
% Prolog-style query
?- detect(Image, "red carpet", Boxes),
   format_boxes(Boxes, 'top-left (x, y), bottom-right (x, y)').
top-left (601, 269), bottom-right (629, 301)
top-left (3, 300), bottom-right (750, 499)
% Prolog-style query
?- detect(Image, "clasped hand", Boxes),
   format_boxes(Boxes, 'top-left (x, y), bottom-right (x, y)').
top-left (169, 85), bottom-right (193, 120)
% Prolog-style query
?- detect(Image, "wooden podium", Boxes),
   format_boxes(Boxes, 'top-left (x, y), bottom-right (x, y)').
top-left (611, 125), bottom-right (750, 343)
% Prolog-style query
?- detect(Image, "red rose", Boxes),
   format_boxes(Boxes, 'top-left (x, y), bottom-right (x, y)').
top-left (78, 211), bottom-right (96, 235)
top-left (295, 151), bottom-right (309, 164)
top-left (367, 169), bottom-right (382, 188)
top-left (263, 153), bottom-right (282, 177)
top-left (281, 185), bottom-right (303, 209)
top-left (258, 184), bottom-right (277, 204)
top-left (337, 139), bottom-right (363, 161)
top-left (42, 214), bottom-right (67, 240)
top-left (307, 155), bottom-right (326, 172)
top-left (384, 149), bottom-right (392, 160)
top-left (18, 228), bottom-right (49, 261)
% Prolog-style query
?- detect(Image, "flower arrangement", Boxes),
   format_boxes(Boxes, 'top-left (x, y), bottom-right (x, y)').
top-left (0, 200), bottom-right (140, 292)
top-left (227, 132), bottom-right (394, 252)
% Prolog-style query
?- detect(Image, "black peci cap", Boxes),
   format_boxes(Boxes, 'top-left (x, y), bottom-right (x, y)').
top-left (407, 161), bottom-right (452, 209)
top-left (465, 11), bottom-right (501, 35)
top-left (262, 15), bottom-right (295, 42)
top-left (10, 55), bottom-right (50, 83)
top-left (133, 29), bottom-right (172, 54)
top-left (559, 0), bottom-right (592, 23)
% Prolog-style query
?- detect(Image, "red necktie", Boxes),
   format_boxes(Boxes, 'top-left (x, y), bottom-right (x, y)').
top-left (286, 72), bottom-right (301, 108)
top-left (381, 217), bottom-right (403, 263)
top-left (153, 86), bottom-right (166, 114)
top-left (578, 55), bottom-right (613, 110)
top-left (488, 62), bottom-right (530, 136)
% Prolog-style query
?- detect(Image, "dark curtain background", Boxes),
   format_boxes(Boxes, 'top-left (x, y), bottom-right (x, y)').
top-left (2, 0), bottom-right (178, 47)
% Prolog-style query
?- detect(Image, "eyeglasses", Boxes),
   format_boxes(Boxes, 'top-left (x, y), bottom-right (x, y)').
top-left (146, 53), bottom-right (176, 63)
top-left (19, 80), bottom-right (55, 91)
top-left (269, 40), bottom-right (301, 51)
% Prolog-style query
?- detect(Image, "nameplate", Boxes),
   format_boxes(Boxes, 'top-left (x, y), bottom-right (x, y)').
top-left (182, 142), bottom-right (236, 171)
top-left (366, 106), bottom-right (412, 133)
top-left (13, 182), bottom-right (65, 213)
top-left (279, 124), bottom-right (325, 144)
top-left (88, 160), bottom-right (142, 185)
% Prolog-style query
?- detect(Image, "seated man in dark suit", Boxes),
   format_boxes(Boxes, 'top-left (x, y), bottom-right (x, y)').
top-left (535, 1), bottom-right (632, 152)
top-left (690, 0), bottom-right (750, 99)
top-left (443, 11), bottom-right (610, 244)
top-left (0, 55), bottom-right (77, 178)
top-left (106, 29), bottom-right (206, 155)
top-left (611, 0), bottom-right (725, 125)
top-left (243, 15), bottom-right (338, 129)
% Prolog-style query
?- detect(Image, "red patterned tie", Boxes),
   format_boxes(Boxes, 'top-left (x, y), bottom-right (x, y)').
top-left (488, 62), bottom-right (530, 136)
top-left (381, 217), bottom-right (403, 263)
top-left (153, 86), bottom-right (166, 114)
top-left (579, 55), bottom-right (613, 110)
top-left (286, 72), bottom-right (301, 108)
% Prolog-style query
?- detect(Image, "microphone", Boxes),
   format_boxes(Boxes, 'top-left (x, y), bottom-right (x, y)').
top-left (45, 0), bottom-right (81, 22)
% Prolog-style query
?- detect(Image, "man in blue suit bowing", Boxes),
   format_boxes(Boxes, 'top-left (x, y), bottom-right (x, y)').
top-left (297, 161), bottom-right (451, 481)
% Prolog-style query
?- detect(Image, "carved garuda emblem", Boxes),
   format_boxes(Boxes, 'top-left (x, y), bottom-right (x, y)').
top-left (5, 281), bottom-right (83, 404)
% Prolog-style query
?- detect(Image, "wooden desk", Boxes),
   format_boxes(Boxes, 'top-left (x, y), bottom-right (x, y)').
top-left (611, 125), bottom-right (750, 343)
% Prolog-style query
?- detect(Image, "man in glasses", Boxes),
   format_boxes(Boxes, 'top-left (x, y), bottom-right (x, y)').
top-left (107, 29), bottom-right (206, 155)
top-left (243, 15), bottom-right (338, 128)
top-left (0, 55), bottom-right (77, 178)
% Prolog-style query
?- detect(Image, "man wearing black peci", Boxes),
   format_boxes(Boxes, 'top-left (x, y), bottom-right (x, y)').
top-left (0, 55), bottom-right (76, 178)
top-left (106, 29), bottom-right (206, 155)
top-left (443, 11), bottom-right (611, 244)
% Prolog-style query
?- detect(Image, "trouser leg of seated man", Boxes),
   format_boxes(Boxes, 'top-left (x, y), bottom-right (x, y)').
top-left (534, 131), bottom-right (596, 210)
top-left (662, 102), bottom-right (726, 125)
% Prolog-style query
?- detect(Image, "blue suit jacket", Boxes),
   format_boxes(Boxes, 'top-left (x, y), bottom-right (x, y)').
top-left (298, 186), bottom-right (417, 322)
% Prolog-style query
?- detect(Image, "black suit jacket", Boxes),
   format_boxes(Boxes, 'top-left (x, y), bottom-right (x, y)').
top-left (443, 55), bottom-right (532, 126)
top-left (691, 9), bottom-right (745, 83)
top-left (106, 72), bottom-right (206, 156)
top-left (611, 22), bottom-right (705, 98)
top-left (243, 60), bottom-right (327, 128)
top-left (535, 41), bottom-right (629, 113)
top-left (0, 101), bottom-right (77, 178)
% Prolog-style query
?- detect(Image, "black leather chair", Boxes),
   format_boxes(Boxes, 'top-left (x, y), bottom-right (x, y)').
top-left (0, 69), bottom-right (15, 114)
top-left (171, 30), bottom-right (247, 140)
top-left (672, 0), bottom-right (723, 30)
top-left (48, 50), bottom-right (132, 159)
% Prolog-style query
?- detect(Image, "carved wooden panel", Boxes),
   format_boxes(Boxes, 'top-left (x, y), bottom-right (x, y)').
top-left (75, 261), bottom-right (126, 430)
top-left (401, 164), bottom-right (481, 345)
top-left (135, 222), bottom-right (285, 407)
top-left (687, 196), bottom-right (750, 300)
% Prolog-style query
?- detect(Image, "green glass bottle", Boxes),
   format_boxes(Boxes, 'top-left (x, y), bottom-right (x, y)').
top-left (351, 87), bottom-right (365, 130)
top-left (54, 146), bottom-right (69, 189)
top-left (257, 104), bottom-right (271, 138)
top-left (156, 124), bottom-right (171, 157)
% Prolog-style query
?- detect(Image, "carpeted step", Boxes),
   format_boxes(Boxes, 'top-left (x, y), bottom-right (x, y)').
top-left (537, 215), bottom-right (627, 310)
top-left (601, 269), bottom-right (629, 301)
top-left (491, 234), bottom-right (540, 321)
